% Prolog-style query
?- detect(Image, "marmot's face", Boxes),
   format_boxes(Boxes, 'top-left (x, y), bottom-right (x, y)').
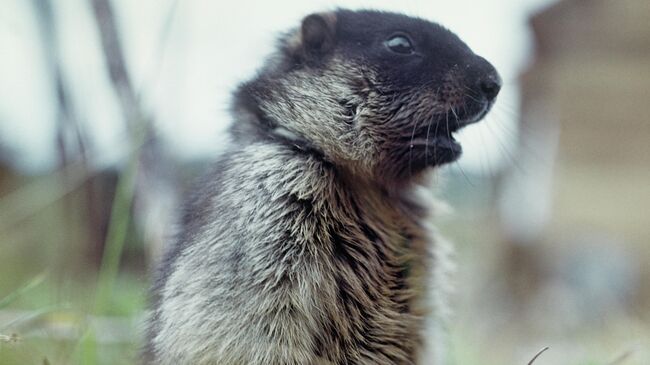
top-left (332, 10), bottom-right (501, 180)
top-left (240, 10), bottom-right (501, 183)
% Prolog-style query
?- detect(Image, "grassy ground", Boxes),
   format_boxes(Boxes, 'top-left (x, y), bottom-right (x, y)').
top-left (1, 171), bottom-right (648, 365)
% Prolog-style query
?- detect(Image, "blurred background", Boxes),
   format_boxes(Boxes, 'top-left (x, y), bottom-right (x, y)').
top-left (0, 0), bottom-right (648, 364)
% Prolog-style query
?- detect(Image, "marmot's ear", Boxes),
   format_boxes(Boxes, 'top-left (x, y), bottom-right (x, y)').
top-left (300, 12), bottom-right (337, 55)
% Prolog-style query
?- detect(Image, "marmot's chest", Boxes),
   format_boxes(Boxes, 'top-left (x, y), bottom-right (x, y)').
top-left (332, 206), bottom-right (421, 297)
top-left (317, 208), bottom-right (426, 363)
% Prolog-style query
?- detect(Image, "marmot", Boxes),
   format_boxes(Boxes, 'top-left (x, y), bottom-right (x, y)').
top-left (146, 9), bottom-right (500, 365)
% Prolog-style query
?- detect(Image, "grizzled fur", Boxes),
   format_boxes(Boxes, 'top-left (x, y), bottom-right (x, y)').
top-left (146, 9), bottom-right (500, 365)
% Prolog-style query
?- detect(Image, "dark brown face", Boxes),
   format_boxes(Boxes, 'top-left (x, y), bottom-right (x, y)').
top-left (332, 10), bottom-right (502, 179)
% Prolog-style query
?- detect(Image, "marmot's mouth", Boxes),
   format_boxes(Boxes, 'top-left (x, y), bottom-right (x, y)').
top-left (409, 101), bottom-right (492, 165)
top-left (411, 128), bottom-right (462, 165)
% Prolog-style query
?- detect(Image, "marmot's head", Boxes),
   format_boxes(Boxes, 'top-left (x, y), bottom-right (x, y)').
top-left (234, 9), bottom-right (501, 185)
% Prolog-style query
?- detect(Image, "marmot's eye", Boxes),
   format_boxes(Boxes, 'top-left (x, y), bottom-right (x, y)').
top-left (385, 35), bottom-right (414, 54)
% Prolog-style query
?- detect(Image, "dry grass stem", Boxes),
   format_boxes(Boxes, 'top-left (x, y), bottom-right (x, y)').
top-left (527, 346), bottom-right (550, 365)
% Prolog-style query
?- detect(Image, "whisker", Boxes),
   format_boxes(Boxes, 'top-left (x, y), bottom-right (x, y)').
top-left (453, 103), bottom-right (475, 186)
top-left (408, 107), bottom-right (421, 178)
top-left (424, 87), bottom-right (441, 167)
top-left (424, 116), bottom-right (433, 166)
top-left (489, 109), bottom-right (549, 165)
top-left (492, 103), bottom-right (521, 118)
top-left (484, 114), bottom-right (523, 172)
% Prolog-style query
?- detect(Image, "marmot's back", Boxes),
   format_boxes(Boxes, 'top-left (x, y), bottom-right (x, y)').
top-left (146, 9), bottom-right (500, 365)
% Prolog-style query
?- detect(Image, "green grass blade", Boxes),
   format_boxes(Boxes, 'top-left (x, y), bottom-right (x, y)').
top-left (0, 273), bottom-right (47, 310)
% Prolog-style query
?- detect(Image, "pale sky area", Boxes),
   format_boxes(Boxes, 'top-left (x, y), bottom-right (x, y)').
top-left (0, 0), bottom-right (556, 173)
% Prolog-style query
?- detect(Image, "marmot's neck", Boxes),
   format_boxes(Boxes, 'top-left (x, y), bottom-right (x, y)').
top-left (255, 138), bottom-right (430, 216)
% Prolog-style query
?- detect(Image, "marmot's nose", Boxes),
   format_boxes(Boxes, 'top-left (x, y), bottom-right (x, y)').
top-left (473, 56), bottom-right (502, 102)
top-left (480, 75), bottom-right (501, 102)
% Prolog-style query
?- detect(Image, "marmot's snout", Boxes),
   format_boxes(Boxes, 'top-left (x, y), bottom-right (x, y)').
top-left (474, 56), bottom-right (502, 103)
top-left (380, 51), bottom-right (502, 174)
top-left (441, 55), bottom-right (502, 132)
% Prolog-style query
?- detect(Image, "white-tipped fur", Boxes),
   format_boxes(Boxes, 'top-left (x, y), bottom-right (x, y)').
top-left (144, 10), bottom-right (478, 365)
